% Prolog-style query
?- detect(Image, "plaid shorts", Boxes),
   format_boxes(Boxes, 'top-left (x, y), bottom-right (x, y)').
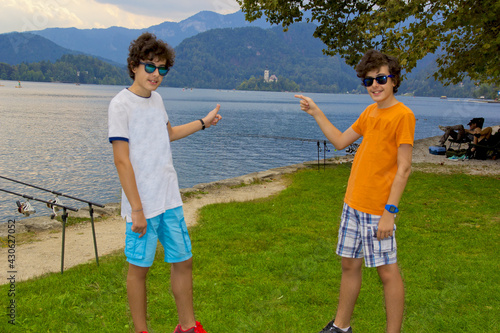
top-left (336, 203), bottom-right (397, 267)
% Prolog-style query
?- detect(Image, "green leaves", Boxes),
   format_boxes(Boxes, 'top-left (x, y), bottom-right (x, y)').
top-left (238, 0), bottom-right (500, 86)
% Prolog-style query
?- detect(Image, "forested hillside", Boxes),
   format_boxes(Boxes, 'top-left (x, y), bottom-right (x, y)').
top-left (165, 24), bottom-right (489, 97)
top-left (0, 55), bottom-right (130, 85)
top-left (165, 24), bottom-right (360, 93)
top-left (0, 33), bottom-right (79, 65)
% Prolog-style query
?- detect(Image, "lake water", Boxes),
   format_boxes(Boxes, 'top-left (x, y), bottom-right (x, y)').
top-left (1, 80), bottom-right (499, 222)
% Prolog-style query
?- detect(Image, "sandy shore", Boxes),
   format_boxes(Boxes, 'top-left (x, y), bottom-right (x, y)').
top-left (1, 136), bottom-right (498, 284)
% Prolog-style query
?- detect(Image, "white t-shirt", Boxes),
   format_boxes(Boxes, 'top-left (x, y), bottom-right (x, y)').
top-left (108, 89), bottom-right (182, 222)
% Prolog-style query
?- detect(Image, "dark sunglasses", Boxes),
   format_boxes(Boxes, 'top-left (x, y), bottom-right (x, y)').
top-left (362, 74), bottom-right (394, 87)
top-left (140, 61), bottom-right (169, 76)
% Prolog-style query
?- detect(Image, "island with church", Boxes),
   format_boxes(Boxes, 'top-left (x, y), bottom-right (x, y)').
top-left (236, 67), bottom-right (300, 92)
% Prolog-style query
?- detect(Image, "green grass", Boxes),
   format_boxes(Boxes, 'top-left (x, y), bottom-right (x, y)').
top-left (1, 165), bottom-right (499, 332)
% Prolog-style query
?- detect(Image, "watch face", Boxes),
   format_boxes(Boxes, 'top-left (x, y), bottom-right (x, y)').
top-left (386, 205), bottom-right (398, 213)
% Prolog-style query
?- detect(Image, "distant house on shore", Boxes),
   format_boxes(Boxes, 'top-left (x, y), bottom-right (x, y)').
top-left (264, 68), bottom-right (278, 83)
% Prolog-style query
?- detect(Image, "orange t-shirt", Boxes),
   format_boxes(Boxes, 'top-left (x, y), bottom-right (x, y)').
top-left (344, 102), bottom-right (415, 215)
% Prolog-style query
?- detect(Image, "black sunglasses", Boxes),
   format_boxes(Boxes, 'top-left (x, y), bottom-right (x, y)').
top-left (140, 61), bottom-right (169, 76)
top-left (362, 74), bottom-right (394, 87)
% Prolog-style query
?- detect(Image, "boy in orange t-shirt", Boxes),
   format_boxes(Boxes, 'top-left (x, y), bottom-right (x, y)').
top-left (295, 50), bottom-right (415, 333)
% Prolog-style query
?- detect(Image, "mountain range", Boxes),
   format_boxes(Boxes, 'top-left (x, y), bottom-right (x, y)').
top-left (0, 10), bottom-right (482, 97)
top-left (28, 11), bottom-right (271, 65)
top-left (0, 32), bottom-right (80, 66)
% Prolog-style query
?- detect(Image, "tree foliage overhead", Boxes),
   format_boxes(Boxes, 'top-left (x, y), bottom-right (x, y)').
top-left (237, 0), bottom-right (500, 86)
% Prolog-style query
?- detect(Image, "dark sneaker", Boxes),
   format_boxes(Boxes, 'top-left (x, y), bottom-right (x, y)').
top-left (174, 324), bottom-right (193, 333)
top-left (173, 321), bottom-right (207, 333)
top-left (319, 319), bottom-right (353, 333)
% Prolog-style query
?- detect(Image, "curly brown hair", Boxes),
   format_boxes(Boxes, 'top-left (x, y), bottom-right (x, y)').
top-left (127, 32), bottom-right (175, 80)
top-left (356, 50), bottom-right (401, 93)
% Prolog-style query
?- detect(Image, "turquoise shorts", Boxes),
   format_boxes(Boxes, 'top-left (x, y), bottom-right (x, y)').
top-left (124, 206), bottom-right (192, 267)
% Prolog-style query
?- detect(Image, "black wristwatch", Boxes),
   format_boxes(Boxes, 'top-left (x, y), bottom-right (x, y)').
top-left (199, 119), bottom-right (205, 130)
top-left (385, 204), bottom-right (399, 213)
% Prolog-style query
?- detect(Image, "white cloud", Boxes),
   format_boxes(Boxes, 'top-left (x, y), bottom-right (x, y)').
top-left (0, 0), bottom-right (241, 34)
top-left (94, 0), bottom-right (241, 19)
top-left (1, 0), bottom-right (77, 33)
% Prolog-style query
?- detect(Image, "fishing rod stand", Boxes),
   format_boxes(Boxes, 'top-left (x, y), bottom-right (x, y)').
top-left (61, 208), bottom-right (68, 274)
top-left (88, 203), bottom-right (99, 268)
top-left (0, 175), bottom-right (104, 274)
top-left (60, 203), bottom-right (100, 274)
top-left (317, 140), bottom-right (330, 171)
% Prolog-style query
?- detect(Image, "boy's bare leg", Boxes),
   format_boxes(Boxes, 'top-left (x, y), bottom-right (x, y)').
top-left (334, 257), bottom-right (363, 328)
top-left (127, 264), bottom-right (150, 333)
top-left (171, 257), bottom-right (196, 330)
top-left (377, 263), bottom-right (404, 333)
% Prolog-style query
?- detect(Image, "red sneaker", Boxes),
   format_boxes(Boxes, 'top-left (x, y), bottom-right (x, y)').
top-left (194, 322), bottom-right (207, 333)
top-left (173, 321), bottom-right (207, 333)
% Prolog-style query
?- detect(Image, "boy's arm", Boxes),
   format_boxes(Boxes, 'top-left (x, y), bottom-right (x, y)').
top-left (168, 104), bottom-right (221, 141)
top-left (295, 95), bottom-right (361, 149)
top-left (376, 143), bottom-right (413, 240)
top-left (112, 140), bottom-right (147, 237)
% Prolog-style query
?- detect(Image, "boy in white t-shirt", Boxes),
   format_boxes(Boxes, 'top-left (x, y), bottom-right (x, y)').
top-left (108, 32), bottom-right (221, 333)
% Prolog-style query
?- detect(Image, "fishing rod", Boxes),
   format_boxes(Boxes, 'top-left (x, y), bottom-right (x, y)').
top-left (0, 175), bottom-right (104, 207)
top-left (0, 175), bottom-right (103, 272)
top-left (229, 133), bottom-right (324, 142)
top-left (0, 188), bottom-right (78, 212)
top-left (227, 133), bottom-right (335, 170)
top-left (0, 187), bottom-right (78, 274)
top-left (233, 134), bottom-right (335, 170)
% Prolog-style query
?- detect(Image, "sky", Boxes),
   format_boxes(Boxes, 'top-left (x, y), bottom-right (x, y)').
top-left (0, 0), bottom-right (242, 34)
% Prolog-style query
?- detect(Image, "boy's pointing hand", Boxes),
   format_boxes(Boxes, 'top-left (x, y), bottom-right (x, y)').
top-left (203, 104), bottom-right (222, 128)
top-left (294, 95), bottom-right (320, 116)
